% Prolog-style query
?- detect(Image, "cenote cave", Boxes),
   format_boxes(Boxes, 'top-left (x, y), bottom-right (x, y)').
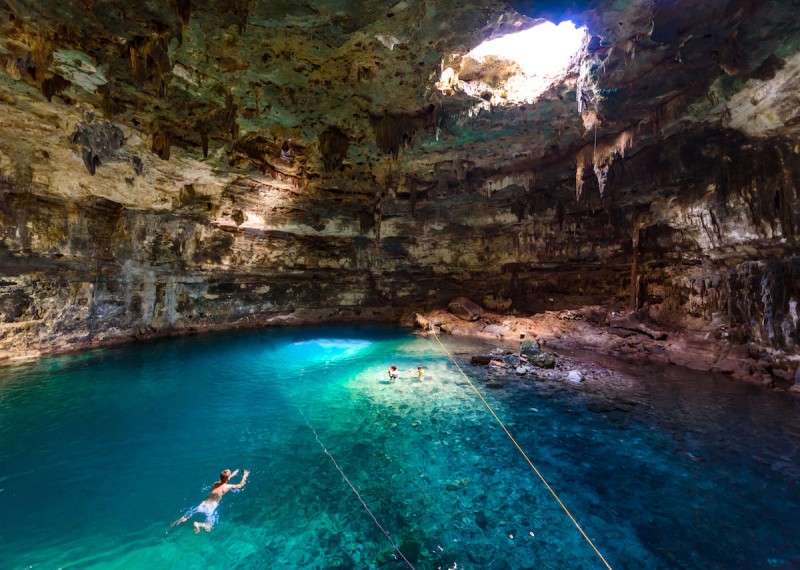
top-left (1, 0), bottom-right (799, 569)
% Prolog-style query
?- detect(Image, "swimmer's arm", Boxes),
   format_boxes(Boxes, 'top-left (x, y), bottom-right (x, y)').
top-left (231, 469), bottom-right (249, 489)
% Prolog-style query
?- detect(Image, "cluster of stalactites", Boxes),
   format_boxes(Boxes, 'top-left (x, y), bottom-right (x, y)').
top-left (575, 128), bottom-right (634, 200)
top-left (128, 33), bottom-right (171, 96)
top-left (319, 127), bottom-right (350, 172)
top-left (374, 115), bottom-right (414, 160)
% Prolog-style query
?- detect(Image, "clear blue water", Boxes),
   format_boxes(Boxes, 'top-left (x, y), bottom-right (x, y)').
top-left (0, 325), bottom-right (799, 570)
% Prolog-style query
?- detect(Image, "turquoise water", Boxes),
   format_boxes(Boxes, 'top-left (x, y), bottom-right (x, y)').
top-left (0, 326), bottom-right (799, 569)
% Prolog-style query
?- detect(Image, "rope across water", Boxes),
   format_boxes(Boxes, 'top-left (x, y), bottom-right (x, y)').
top-left (431, 330), bottom-right (614, 570)
top-left (297, 406), bottom-right (416, 569)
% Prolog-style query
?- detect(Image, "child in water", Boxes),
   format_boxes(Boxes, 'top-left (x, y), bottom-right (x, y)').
top-left (387, 365), bottom-right (399, 381)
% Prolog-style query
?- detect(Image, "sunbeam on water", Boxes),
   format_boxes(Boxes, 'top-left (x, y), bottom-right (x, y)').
top-left (0, 325), bottom-right (799, 569)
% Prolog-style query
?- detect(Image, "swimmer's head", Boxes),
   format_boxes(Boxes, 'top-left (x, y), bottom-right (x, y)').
top-left (220, 469), bottom-right (232, 482)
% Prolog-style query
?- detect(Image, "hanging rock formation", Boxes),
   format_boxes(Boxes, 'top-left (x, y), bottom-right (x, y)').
top-left (0, 0), bottom-right (799, 386)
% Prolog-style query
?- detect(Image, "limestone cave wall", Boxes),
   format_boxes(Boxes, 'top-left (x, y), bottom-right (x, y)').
top-left (0, 0), bottom-right (799, 370)
top-left (2, 127), bottom-right (798, 361)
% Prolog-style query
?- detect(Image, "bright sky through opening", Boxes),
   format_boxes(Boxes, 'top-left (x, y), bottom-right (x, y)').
top-left (468, 20), bottom-right (586, 77)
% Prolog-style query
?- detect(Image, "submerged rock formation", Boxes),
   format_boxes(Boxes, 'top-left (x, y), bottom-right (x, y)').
top-left (0, 0), bottom-right (798, 384)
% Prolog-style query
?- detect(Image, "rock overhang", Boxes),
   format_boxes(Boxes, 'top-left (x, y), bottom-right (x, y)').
top-left (0, 0), bottom-right (799, 371)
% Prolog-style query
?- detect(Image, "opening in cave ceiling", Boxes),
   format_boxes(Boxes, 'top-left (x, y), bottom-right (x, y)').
top-left (437, 19), bottom-right (587, 105)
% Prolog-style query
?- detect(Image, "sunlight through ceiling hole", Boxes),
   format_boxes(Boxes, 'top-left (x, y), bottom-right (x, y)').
top-left (437, 20), bottom-right (587, 106)
top-left (470, 20), bottom-right (586, 78)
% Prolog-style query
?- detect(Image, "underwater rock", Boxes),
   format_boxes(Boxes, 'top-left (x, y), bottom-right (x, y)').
top-left (446, 478), bottom-right (471, 491)
top-left (448, 297), bottom-right (484, 321)
top-left (374, 546), bottom-right (396, 566)
top-left (475, 509), bottom-right (489, 529)
top-left (399, 539), bottom-right (421, 564)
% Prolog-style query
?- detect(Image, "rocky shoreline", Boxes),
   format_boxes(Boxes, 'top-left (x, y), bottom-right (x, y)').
top-left (409, 298), bottom-right (800, 394)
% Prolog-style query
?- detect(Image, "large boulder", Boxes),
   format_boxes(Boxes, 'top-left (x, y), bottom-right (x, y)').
top-left (448, 297), bottom-right (484, 321)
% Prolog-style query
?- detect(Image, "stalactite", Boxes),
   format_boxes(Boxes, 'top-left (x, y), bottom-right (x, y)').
top-left (217, 0), bottom-right (250, 34)
top-left (575, 163), bottom-right (585, 200)
top-left (22, 33), bottom-right (53, 81)
top-left (760, 267), bottom-right (775, 342)
top-left (775, 147), bottom-right (797, 237)
top-left (319, 126), bottom-right (350, 172)
top-left (223, 93), bottom-right (239, 140)
top-left (630, 217), bottom-right (643, 311)
top-left (575, 128), bottom-right (635, 199)
top-left (409, 178), bottom-right (418, 217)
top-left (152, 129), bottom-right (171, 160)
top-left (375, 115), bottom-right (413, 160)
top-left (200, 131), bottom-right (209, 158)
top-left (174, 0), bottom-right (192, 25)
top-left (97, 84), bottom-right (124, 116)
top-left (373, 191), bottom-right (383, 243)
top-left (128, 33), bottom-right (171, 91)
top-left (40, 74), bottom-right (70, 102)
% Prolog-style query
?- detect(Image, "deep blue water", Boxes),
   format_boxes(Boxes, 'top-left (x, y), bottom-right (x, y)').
top-left (0, 325), bottom-right (798, 569)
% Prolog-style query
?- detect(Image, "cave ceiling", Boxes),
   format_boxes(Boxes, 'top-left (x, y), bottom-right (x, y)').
top-left (1, 0), bottom-right (799, 211)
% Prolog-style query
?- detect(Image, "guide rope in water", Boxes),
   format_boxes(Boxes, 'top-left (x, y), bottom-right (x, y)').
top-left (431, 330), bottom-right (614, 570)
top-left (295, 402), bottom-right (415, 569)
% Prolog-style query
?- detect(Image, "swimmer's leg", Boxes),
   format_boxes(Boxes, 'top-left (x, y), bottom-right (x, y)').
top-left (172, 506), bottom-right (199, 527)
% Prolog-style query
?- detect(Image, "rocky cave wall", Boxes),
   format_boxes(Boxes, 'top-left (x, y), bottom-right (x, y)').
top-left (0, 0), bottom-right (799, 366)
top-left (2, 125), bottom-right (798, 360)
